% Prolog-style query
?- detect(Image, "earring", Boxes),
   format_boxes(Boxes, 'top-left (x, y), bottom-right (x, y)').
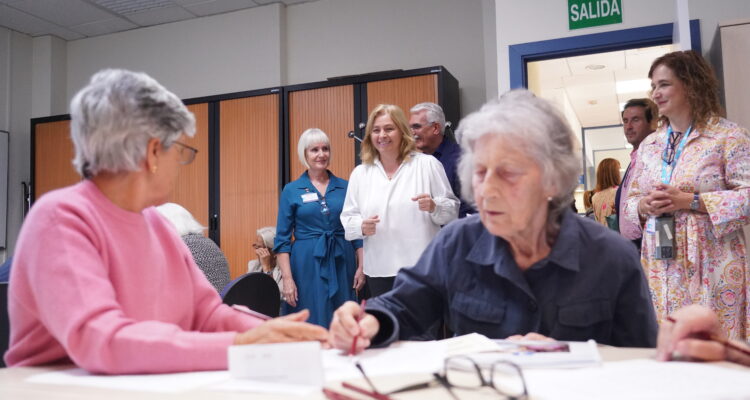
top-left (151, 165), bottom-right (158, 174)
top-left (547, 196), bottom-right (553, 202)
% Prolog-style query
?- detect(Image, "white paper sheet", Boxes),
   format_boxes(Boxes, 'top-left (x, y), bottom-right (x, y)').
top-left (228, 341), bottom-right (323, 386)
top-left (26, 368), bottom-right (228, 393)
top-left (210, 379), bottom-right (318, 396)
top-left (523, 359), bottom-right (750, 400)
top-left (322, 341), bottom-right (445, 382)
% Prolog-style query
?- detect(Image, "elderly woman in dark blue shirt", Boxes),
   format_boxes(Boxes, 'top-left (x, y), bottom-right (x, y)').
top-left (329, 90), bottom-right (657, 350)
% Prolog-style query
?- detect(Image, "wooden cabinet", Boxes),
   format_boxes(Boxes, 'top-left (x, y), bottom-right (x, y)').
top-left (284, 66), bottom-right (459, 182)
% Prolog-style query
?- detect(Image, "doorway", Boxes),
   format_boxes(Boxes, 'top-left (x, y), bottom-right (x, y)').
top-left (509, 21), bottom-right (701, 213)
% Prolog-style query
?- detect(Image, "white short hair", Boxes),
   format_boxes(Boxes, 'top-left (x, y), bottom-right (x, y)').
top-left (155, 203), bottom-right (205, 236)
top-left (256, 226), bottom-right (276, 249)
top-left (456, 90), bottom-right (581, 228)
top-left (297, 128), bottom-right (331, 169)
top-left (410, 102), bottom-right (446, 135)
top-left (70, 69), bottom-right (195, 178)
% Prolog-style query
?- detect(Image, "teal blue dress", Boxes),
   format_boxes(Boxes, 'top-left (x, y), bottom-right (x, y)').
top-left (274, 171), bottom-right (362, 327)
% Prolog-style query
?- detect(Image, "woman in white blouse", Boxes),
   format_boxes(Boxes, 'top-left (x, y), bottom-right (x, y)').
top-left (341, 104), bottom-right (459, 297)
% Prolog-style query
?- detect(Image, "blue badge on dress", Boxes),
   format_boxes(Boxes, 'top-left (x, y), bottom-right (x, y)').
top-left (645, 216), bottom-right (657, 234)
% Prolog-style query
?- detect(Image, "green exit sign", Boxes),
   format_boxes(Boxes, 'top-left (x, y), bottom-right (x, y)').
top-left (569, 0), bottom-right (623, 30)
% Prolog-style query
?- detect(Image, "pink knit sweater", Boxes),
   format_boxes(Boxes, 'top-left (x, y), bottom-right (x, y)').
top-left (4, 180), bottom-right (262, 374)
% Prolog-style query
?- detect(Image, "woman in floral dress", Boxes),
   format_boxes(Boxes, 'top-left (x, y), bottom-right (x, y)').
top-left (624, 50), bottom-right (750, 340)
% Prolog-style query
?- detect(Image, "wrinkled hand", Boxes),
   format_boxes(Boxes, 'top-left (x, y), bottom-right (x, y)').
top-left (656, 305), bottom-right (726, 362)
top-left (329, 301), bottom-right (379, 354)
top-left (362, 215), bottom-right (380, 236)
top-left (282, 276), bottom-right (298, 307)
top-left (640, 183), bottom-right (691, 216)
top-left (234, 310), bottom-right (328, 345)
top-left (255, 247), bottom-right (272, 268)
top-left (505, 332), bottom-right (554, 341)
top-left (411, 193), bottom-right (436, 213)
top-left (353, 267), bottom-right (366, 291)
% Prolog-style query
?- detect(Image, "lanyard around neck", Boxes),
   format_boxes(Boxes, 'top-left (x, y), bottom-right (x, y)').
top-left (660, 124), bottom-right (692, 184)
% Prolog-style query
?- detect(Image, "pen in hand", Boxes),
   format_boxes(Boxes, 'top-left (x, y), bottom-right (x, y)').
top-left (666, 316), bottom-right (750, 360)
top-left (350, 299), bottom-right (367, 356)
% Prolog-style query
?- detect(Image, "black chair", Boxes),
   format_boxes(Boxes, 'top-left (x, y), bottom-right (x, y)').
top-left (220, 272), bottom-right (280, 318)
top-left (1, 282), bottom-right (9, 368)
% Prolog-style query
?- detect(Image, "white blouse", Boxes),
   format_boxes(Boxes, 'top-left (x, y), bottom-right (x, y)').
top-left (341, 152), bottom-right (459, 277)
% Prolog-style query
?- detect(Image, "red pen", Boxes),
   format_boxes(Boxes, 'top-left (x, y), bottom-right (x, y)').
top-left (231, 304), bottom-right (272, 321)
top-left (350, 299), bottom-right (367, 355)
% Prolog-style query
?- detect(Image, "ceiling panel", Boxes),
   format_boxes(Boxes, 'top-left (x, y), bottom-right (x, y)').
top-left (71, 17), bottom-right (139, 37)
top-left (567, 51), bottom-right (625, 75)
top-left (0, 5), bottom-right (62, 36)
top-left (182, 0), bottom-right (261, 17)
top-left (126, 5), bottom-right (196, 26)
top-left (10, 0), bottom-right (116, 27)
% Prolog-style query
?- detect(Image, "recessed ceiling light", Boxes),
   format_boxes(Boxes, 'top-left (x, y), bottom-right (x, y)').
top-left (585, 64), bottom-right (606, 70)
top-left (588, 99), bottom-right (598, 105)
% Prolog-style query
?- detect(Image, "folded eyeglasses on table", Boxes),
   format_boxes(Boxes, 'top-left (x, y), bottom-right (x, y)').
top-left (323, 356), bottom-right (528, 400)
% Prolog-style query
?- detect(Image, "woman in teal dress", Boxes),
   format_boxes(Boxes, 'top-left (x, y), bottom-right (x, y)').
top-left (274, 128), bottom-right (365, 327)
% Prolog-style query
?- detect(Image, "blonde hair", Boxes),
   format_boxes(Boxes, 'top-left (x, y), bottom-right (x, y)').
top-left (360, 104), bottom-right (416, 164)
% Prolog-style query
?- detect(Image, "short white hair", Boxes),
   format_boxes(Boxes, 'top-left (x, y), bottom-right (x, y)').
top-left (70, 69), bottom-right (195, 178)
top-left (456, 90), bottom-right (581, 231)
top-left (256, 226), bottom-right (276, 249)
top-left (410, 102), bottom-right (446, 135)
top-left (297, 128), bottom-right (331, 169)
top-left (155, 203), bottom-right (205, 236)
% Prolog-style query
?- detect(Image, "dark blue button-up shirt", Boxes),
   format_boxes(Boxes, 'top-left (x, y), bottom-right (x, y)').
top-left (368, 211), bottom-right (657, 347)
top-left (432, 137), bottom-right (475, 218)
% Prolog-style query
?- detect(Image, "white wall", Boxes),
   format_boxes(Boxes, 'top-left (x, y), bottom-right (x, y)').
top-left (494, 0), bottom-right (750, 95)
top-left (31, 35), bottom-right (66, 118)
top-left (67, 4), bottom-right (286, 103)
top-left (1, 28), bottom-right (33, 257)
top-left (286, 0), bottom-right (488, 115)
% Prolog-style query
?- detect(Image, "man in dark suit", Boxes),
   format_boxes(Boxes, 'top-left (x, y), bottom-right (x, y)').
top-left (615, 98), bottom-right (658, 249)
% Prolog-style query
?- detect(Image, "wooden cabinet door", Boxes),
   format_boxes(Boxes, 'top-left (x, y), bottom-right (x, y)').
top-left (33, 120), bottom-right (79, 201)
top-left (288, 85), bottom-right (356, 181)
top-left (366, 75), bottom-right (438, 118)
top-left (219, 94), bottom-right (280, 279)
top-left (168, 103), bottom-right (210, 231)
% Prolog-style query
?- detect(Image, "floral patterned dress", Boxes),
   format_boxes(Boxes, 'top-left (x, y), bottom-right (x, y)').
top-left (624, 117), bottom-right (750, 341)
top-left (592, 186), bottom-right (617, 226)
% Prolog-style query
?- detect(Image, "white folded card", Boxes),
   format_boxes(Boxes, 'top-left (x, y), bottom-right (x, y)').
top-left (227, 341), bottom-right (324, 387)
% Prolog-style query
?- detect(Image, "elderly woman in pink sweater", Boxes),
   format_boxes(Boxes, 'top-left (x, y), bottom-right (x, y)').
top-left (4, 69), bottom-right (327, 374)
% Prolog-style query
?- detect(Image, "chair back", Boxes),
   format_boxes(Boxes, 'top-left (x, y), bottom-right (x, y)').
top-left (221, 272), bottom-right (280, 318)
top-left (0, 282), bottom-right (9, 367)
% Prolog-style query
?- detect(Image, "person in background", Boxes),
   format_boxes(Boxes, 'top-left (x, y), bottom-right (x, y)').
top-left (615, 98), bottom-right (658, 249)
top-left (331, 90), bottom-right (656, 352)
top-left (156, 202), bottom-right (230, 293)
top-left (248, 226), bottom-right (283, 299)
top-left (624, 50), bottom-right (750, 341)
top-left (582, 189), bottom-right (596, 219)
top-left (4, 69), bottom-right (327, 374)
top-left (341, 104), bottom-right (459, 297)
top-left (591, 158), bottom-right (621, 226)
top-left (657, 305), bottom-right (750, 366)
top-left (275, 128), bottom-right (365, 328)
top-left (410, 102), bottom-right (474, 217)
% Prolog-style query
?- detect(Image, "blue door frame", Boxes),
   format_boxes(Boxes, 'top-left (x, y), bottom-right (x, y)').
top-left (509, 20), bottom-right (701, 89)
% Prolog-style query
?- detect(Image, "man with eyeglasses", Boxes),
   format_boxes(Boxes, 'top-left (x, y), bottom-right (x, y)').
top-left (410, 102), bottom-right (474, 218)
top-left (614, 98), bottom-right (657, 249)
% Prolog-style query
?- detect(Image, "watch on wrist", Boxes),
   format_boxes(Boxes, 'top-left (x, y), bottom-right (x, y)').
top-left (690, 193), bottom-right (700, 211)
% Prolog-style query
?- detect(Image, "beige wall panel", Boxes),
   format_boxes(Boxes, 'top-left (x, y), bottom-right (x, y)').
top-left (34, 120), bottom-right (79, 201)
top-left (366, 75), bottom-right (438, 117)
top-left (168, 103), bottom-right (210, 231)
top-left (220, 95), bottom-right (279, 279)
top-left (289, 85), bottom-right (356, 181)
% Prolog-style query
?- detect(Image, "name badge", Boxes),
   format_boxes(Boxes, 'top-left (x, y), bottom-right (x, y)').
top-left (301, 192), bottom-right (319, 203)
top-left (645, 216), bottom-right (656, 234)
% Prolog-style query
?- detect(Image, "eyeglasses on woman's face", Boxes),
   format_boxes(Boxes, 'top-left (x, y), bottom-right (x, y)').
top-left (172, 141), bottom-right (198, 165)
